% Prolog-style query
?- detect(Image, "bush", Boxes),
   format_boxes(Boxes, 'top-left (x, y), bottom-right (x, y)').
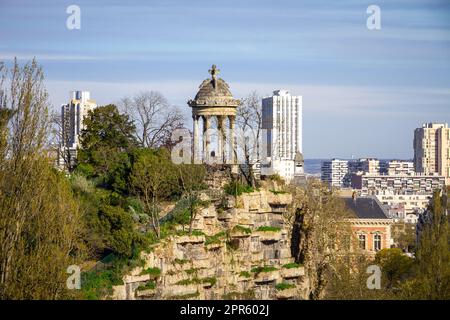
top-left (275, 283), bottom-right (295, 291)
top-left (232, 225), bottom-right (252, 234)
top-left (239, 271), bottom-right (251, 278)
top-left (205, 232), bottom-right (226, 245)
top-left (224, 181), bottom-right (255, 196)
top-left (256, 226), bottom-right (281, 232)
top-left (283, 262), bottom-right (302, 269)
top-left (137, 280), bottom-right (156, 291)
top-left (251, 266), bottom-right (277, 274)
top-left (140, 267), bottom-right (161, 277)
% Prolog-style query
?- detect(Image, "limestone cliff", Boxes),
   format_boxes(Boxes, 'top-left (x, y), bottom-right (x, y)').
top-left (111, 189), bottom-right (307, 300)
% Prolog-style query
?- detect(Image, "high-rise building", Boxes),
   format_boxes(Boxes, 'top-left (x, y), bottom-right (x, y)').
top-left (380, 160), bottom-right (415, 176)
top-left (58, 91), bottom-right (97, 169)
top-left (348, 158), bottom-right (380, 175)
top-left (261, 89), bottom-right (303, 182)
top-left (414, 123), bottom-right (450, 184)
top-left (321, 159), bottom-right (349, 187)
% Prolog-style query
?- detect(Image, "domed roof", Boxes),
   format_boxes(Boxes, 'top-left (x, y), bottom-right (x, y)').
top-left (188, 65), bottom-right (240, 108)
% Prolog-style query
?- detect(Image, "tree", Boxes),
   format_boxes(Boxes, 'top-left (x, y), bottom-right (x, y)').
top-left (375, 248), bottom-right (413, 289)
top-left (119, 91), bottom-right (184, 149)
top-left (235, 91), bottom-right (262, 187)
top-left (287, 181), bottom-right (356, 299)
top-left (77, 104), bottom-right (137, 192)
top-left (401, 189), bottom-right (450, 299)
top-left (130, 148), bottom-right (178, 238)
top-left (0, 59), bottom-right (83, 299)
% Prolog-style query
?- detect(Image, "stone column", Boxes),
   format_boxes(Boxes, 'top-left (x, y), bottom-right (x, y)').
top-left (229, 115), bottom-right (236, 165)
top-left (203, 115), bottom-right (211, 162)
top-left (218, 115), bottom-right (226, 164)
top-left (192, 115), bottom-right (200, 164)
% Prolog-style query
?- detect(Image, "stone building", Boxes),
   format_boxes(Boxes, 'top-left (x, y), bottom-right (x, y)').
top-left (188, 65), bottom-right (240, 170)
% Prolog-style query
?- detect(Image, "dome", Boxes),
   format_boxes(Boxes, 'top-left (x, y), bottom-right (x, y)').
top-left (188, 65), bottom-right (240, 108)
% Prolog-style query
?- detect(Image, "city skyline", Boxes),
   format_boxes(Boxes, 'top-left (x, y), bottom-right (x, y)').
top-left (1, 0), bottom-right (450, 158)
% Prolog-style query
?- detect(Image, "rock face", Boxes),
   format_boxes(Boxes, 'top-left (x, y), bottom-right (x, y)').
top-left (112, 189), bottom-right (307, 300)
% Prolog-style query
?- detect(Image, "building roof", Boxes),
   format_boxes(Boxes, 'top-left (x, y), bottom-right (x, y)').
top-left (343, 196), bottom-right (389, 219)
top-left (188, 65), bottom-right (240, 108)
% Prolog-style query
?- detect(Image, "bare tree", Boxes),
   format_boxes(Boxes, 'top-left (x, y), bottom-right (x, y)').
top-left (235, 91), bottom-right (262, 187)
top-left (49, 110), bottom-right (74, 172)
top-left (119, 91), bottom-right (184, 149)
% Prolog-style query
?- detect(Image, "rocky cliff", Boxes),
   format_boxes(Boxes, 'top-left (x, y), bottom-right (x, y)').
top-left (111, 188), bottom-right (307, 300)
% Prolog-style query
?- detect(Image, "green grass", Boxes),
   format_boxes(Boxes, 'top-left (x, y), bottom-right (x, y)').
top-left (137, 281), bottom-right (156, 291)
top-left (174, 258), bottom-right (189, 265)
top-left (275, 283), bottom-right (295, 291)
top-left (224, 181), bottom-right (255, 196)
top-left (170, 291), bottom-right (200, 300)
top-left (239, 271), bottom-right (251, 278)
top-left (256, 226), bottom-right (281, 232)
top-left (282, 262), bottom-right (303, 269)
top-left (81, 269), bottom-right (124, 300)
top-left (140, 267), bottom-right (161, 277)
top-left (175, 277), bottom-right (217, 287)
top-left (232, 225), bottom-right (252, 235)
top-left (251, 266), bottom-right (278, 274)
top-left (269, 189), bottom-right (287, 195)
top-left (205, 231), bottom-right (226, 245)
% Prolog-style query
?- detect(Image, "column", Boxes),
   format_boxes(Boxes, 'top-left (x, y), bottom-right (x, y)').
top-left (192, 115), bottom-right (200, 164)
top-left (218, 115), bottom-right (226, 164)
top-left (229, 115), bottom-right (236, 165)
top-left (203, 115), bottom-right (211, 163)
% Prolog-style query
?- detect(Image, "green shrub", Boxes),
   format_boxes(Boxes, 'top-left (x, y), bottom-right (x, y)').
top-left (174, 258), bottom-right (189, 265)
top-left (269, 189), bottom-right (287, 195)
top-left (232, 225), bottom-right (252, 234)
top-left (224, 181), bottom-right (255, 196)
top-left (140, 267), bottom-right (161, 277)
top-left (275, 283), bottom-right (295, 291)
top-left (137, 280), bottom-right (156, 291)
top-left (81, 269), bottom-right (124, 300)
top-left (251, 266), bottom-right (277, 274)
top-left (256, 226), bottom-right (281, 232)
top-left (239, 271), bottom-right (251, 278)
top-left (205, 231), bottom-right (226, 245)
top-left (283, 262), bottom-right (303, 269)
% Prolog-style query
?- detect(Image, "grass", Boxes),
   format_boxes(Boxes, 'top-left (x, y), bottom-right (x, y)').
top-left (170, 291), bottom-right (200, 300)
top-left (81, 269), bottom-right (124, 300)
top-left (269, 189), bottom-right (287, 195)
top-left (275, 283), bottom-right (295, 291)
top-left (282, 262), bottom-right (303, 269)
top-left (137, 280), bottom-right (156, 291)
top-left (175, 277), bottom-right (217, 287)
top-left (232, 225), bottom-right (252, 235)
top-left (174, 258), bottom-right (189, 265)
top-left (140, 267), bottom-right (161, 277)
top-left (239, 271), bottom-right (251, 278)
top-left (224, 181), bottom-right (255, 196)
top-left (256, 226), bottom-right (281, 232)
top-left (251, 266), bottom-right (278, 274)
top-left (205, 231), bottom-right (226, 245)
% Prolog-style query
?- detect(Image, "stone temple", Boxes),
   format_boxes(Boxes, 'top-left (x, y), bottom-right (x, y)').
top-left (188, 65), bottom-right (240, 168)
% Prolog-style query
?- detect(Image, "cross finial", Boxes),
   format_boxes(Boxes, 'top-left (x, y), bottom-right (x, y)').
top-left (209, 64), bottom-right (220, 80)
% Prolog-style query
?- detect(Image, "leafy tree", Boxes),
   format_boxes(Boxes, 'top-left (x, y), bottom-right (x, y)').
top-left (375, 248), bottom-right (413, 289)
top-left (77, 104), bottom-right (136, 192)
top-left (130, 148), bottom-right (178, 238)
top-left (400, 190), bottom-right (450, 299)
top-left (0, 59), bottom-right (83, 299)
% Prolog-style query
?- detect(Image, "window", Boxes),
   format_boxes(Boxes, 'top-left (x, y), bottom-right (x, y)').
top-left (374, 234), bottom-right (382, 251)
top-left (358, 234), bottom-right (366, 250)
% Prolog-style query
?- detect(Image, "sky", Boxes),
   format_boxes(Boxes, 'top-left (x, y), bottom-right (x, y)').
top-left (1, 0), bottom-right (450, 159)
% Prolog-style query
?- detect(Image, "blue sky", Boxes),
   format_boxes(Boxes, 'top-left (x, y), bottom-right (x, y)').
top-left (1, 0), bottom-right (450, 158)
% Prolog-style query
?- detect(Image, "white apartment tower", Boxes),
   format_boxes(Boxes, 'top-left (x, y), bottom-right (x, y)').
top-left (261, 90), bottom-right (303, 182)
top-left (414, 123), bottom-right (450, 185)
top-left (58, 91), bottom-right (97, 169)
top-left (321, 159), bottom-right (349, 188)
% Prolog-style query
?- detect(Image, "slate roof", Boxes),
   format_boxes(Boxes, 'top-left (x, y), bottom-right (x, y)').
top-left (343, 196), bottom-right (389, 219)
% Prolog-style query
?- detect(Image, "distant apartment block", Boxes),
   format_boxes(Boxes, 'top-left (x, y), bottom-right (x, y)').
top-left (321, 159), bottom-right (349, 187)
top-left (348, 158), bottom-right (380, 175)
top-left (376, 194), bottom-right (431, 224)
top-left (261, 89), bottom-right (303, 182)
top-left (58, 91), bottom-right (97, 168)
top-left (414, 122), bottom-right (450, 184)
top-left (351, 173), bottom-right (445, 196)
top-left (380, 160), bottom-right (415, 176)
